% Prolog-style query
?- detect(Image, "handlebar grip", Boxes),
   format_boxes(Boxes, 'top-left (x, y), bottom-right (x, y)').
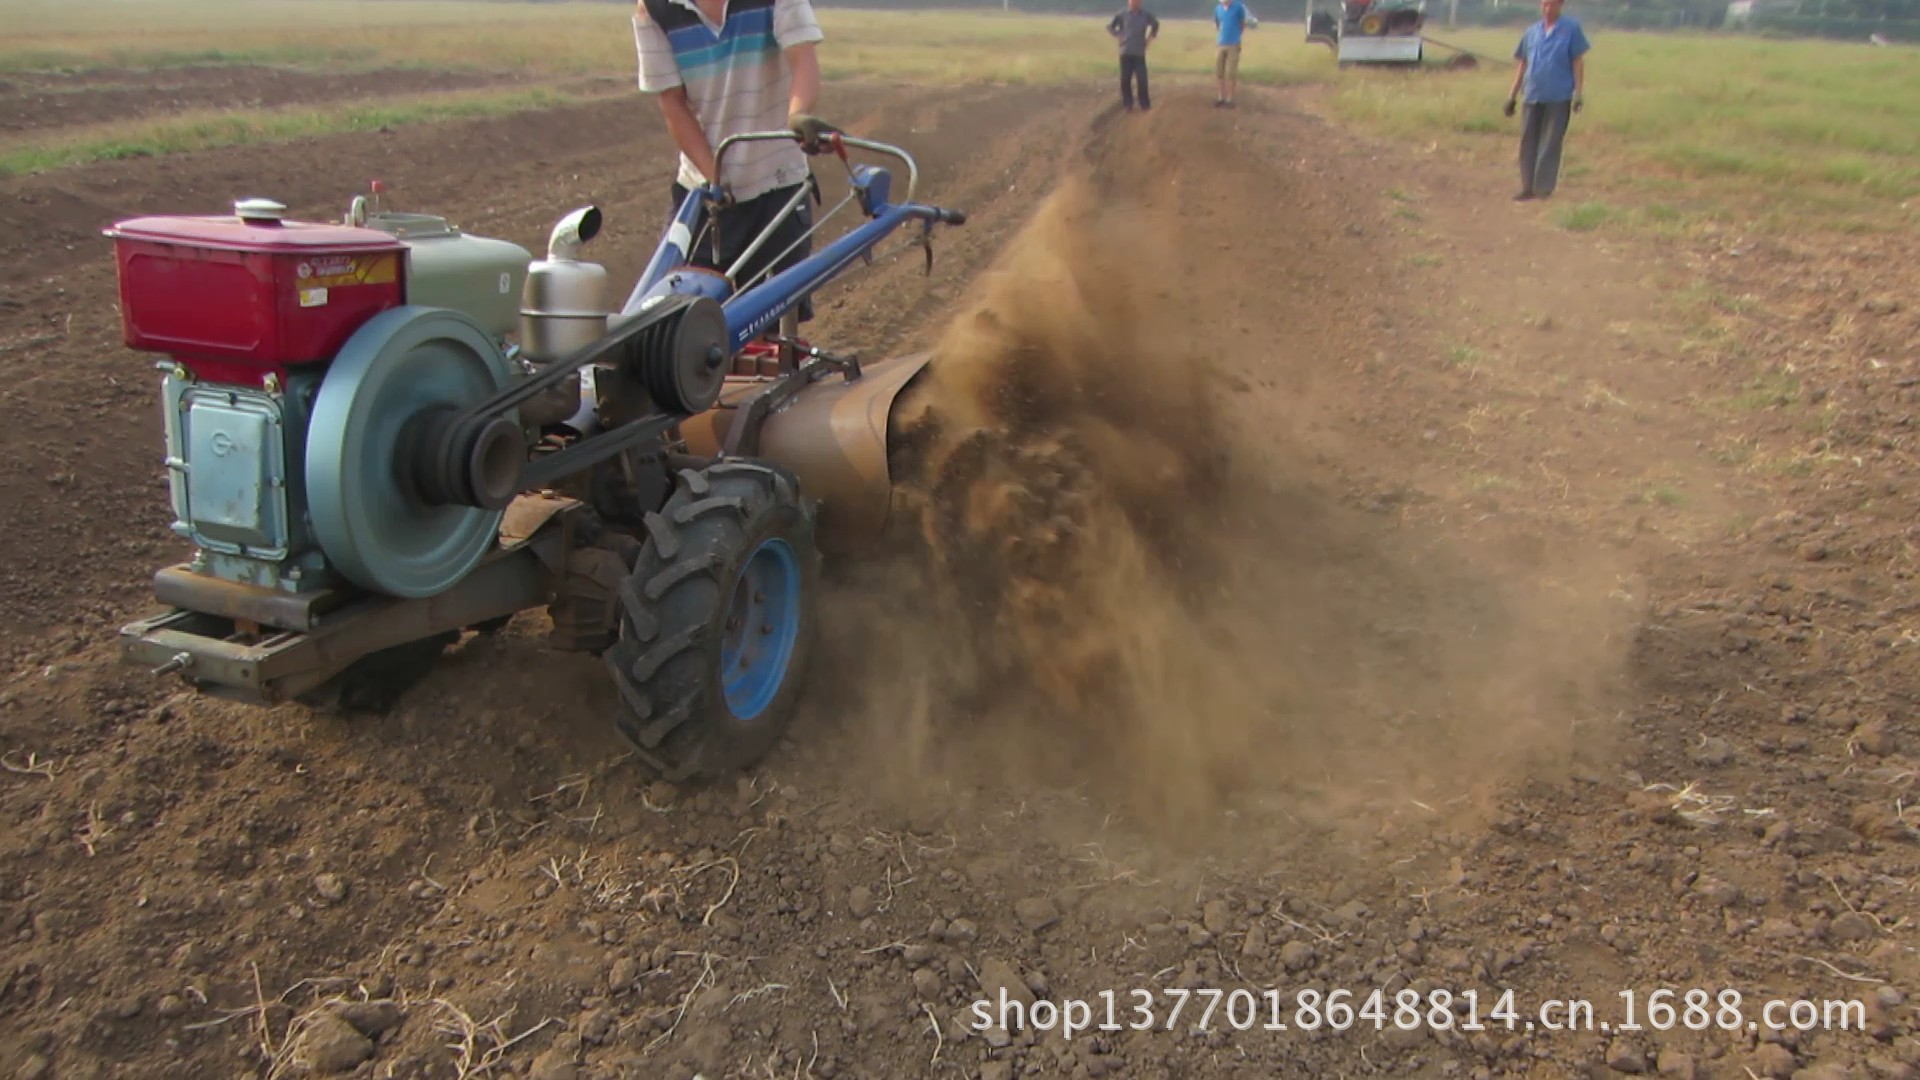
top-left (938, 208), bottom-right (968, 226)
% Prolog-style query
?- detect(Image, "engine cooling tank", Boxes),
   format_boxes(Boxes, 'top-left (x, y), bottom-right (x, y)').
top-left (361, 210), bottom-right (532, 339)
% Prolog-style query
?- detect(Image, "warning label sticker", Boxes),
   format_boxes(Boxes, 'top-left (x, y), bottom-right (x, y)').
top-left (294, 252), bottom-right (399, 289)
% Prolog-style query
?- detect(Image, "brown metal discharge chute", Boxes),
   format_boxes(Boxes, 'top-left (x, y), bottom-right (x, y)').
top-left (675, 350), bottom-right (934, 556)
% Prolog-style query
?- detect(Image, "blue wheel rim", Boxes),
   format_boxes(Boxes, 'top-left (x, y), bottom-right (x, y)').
top-left (722, 536), bottom-right (802, 721)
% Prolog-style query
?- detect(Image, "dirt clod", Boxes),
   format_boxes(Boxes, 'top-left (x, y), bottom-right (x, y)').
top-left (1755, 1044), bottom-right (1801, 1079)
top-left (1657, 1050), bottom-right (1698, 1079)
top-left (911, 967), bottom-right (942, 1001)
top-left (1279, 941), bottom-right (1316, 971)
top-left (578, 1007), bottom-right (615, 1045)
top-left (529, 1044), bottom-right (580, 1080)
top-left (288, 1011), bottom-right (375, 1075)
top-left (1608, 1040), bottom-right (1649, 1074)
top-left (333, 1000), bottom-right (401, 1038)
top-left (1691, 736), bottom-right (1737, 767)
top-left (311, 873), bottom-right (348, 904)
top-left (1013, 897), bottom-right (1059, 932)
top-left (1832, 911), bottom-right (1881, 940)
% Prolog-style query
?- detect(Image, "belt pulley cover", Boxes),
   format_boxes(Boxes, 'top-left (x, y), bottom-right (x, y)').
top-left (306, 306), bottom-right (518, 598)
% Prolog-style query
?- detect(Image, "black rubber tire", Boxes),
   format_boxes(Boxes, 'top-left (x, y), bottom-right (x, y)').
top-left (603, 460), bottom-right (820, 782)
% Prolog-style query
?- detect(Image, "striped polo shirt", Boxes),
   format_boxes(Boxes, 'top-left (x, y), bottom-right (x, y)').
top-left (632, 0), bottom-right (824, 202)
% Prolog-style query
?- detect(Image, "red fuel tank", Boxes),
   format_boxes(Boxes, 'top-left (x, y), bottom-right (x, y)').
top-left (106, 198), bottom-right (407, 383)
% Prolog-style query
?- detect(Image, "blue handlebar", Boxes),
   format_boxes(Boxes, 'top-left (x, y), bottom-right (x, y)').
top-left (622, 131), bottom-right (967, 353)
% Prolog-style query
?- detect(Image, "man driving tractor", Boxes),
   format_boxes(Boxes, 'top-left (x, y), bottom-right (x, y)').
top-left (632, 0), bottom-right (841, 323)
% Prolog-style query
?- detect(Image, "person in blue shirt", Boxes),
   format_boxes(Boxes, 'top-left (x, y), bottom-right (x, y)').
top-left (1212, 0), bottom-right (1258, 108)
top-left (1504, 0), bottom-right (1590, 201)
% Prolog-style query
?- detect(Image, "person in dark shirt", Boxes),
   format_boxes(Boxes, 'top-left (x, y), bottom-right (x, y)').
top-left (1107, 0), bottom-right (1161, 112)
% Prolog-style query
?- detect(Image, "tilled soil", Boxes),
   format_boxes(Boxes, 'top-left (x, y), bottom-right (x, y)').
top-left (3, 67), bottom-right (1920, 1080)
top-left (0, 66), bottom-right (553, 136)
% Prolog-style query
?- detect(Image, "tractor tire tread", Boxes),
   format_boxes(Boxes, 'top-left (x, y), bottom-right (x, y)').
top-left (549, 546), bottom-right (629, 654)
top-left (677, 468), bottom-right (711, 496)
top-left (672, 495), bottom-right (749, 525)
top-left (628, 742), bottom-right (683, 780)
top-left (605, 460), bottom-right (818, 782)
top-left (641, 510), bottom-right (681, 560)
top-left (643, 552), bottom-right (722, 603)
top-left (607, 656), bottom-right (653, 718)
top-left (637, 699), bottom-right (696, 749)
top-left (628, 627), bottom-right (703, 686)
top-left (704, 460), bottom-right (774, 480)
top-left (620, 576), bottom-right (659, 640)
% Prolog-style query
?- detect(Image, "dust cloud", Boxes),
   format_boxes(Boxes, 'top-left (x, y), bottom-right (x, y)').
top-left (810, 163), bottom-right (1638, 850)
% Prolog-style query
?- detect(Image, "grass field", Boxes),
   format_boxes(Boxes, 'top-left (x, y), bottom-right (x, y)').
top-left (1326, 26), bottom-right (1920, 233)
top-left (4, 0), bottom-right (1917, 234)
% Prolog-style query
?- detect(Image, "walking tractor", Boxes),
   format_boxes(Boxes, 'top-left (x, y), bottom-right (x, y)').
top-left (108, 130), bottom-right (967, 781)
top-left (1307, 0), bottom-right (1430, 66)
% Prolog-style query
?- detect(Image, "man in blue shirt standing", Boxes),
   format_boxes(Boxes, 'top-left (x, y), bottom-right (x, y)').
top-left (1213, 0), bottom-right (1257, 108)
top-left (1505, 0), bottom-right (1589, 201)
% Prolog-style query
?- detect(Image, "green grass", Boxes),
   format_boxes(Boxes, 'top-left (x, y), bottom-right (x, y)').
top-left (0, 0), bottom-right (1325, 173)
top-left (0, 0), bottom-right (622, 76)
top-left (1323, 26), bottom-right (1920, 233)
top-left (0, 85), bottom-right (608, 175)
top-left (0, 0), bottom-right (1319, 84)
top-left (4, 0), bottom-right (1920, 234)
top-left (1730, 367), bottom-right (1803, 410)
top-left (1554, 200), bottom-right (1616, 231)
top-left (1708, 434), bottom-right (1758, 467)
top-left (1629, 484), bottom-right (1685, 507)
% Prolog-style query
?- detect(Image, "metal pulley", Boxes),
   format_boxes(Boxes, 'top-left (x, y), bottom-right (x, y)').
top-left (305, 306), bottom-right (520, 599)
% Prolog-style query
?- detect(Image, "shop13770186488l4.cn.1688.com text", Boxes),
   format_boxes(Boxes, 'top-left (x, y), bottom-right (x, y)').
top-left (968, 986), bottom-right (1871, 1041)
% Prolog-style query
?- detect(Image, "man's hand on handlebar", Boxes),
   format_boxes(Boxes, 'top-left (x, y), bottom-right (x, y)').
top-left (788, 113), bottom-right (841, 154)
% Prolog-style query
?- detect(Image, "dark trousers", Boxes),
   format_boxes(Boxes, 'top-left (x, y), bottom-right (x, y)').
top-left (1518, 100), bottom-right (1573, 197)
top-left (1119, 54), bottom-right (1151, 110)
top-left (671, 180), bottom-right (815, 321)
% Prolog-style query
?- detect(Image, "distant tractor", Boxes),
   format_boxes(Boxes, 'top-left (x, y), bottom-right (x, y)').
top-left (1308, 0), bottom-right (1430, 66)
